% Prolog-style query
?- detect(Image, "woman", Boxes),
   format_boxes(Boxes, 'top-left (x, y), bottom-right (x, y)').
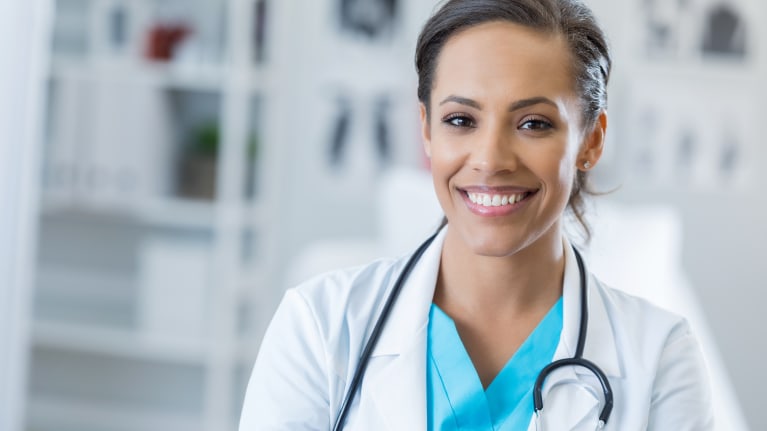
top-left (240, 0), bottom-right (713, 429)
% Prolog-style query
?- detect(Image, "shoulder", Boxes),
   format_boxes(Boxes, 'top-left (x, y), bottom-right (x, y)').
top-left (591, 276), bottom-right (702, 372)
top-left (292, 255), bottom-right (407, 311)
top-left (592, 277), bottom-right (708, 384)
top-left (243, 257), bottom-right (411, 429)
top-left (249, 255), bottom-right (411, 399)
top-left (593, 280), bottom-right (714, 427)
top-left (593, 277), bottom-right (690, 337)
top-left (281, 255), bottom-right (409, 345)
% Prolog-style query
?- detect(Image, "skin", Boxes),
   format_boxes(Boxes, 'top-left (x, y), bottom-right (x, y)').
top-left (419, 21), bottom-right (606, 388)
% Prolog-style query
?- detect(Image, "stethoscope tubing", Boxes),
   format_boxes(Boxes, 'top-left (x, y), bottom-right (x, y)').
top-left (533, 357), bottom-right (614, 424)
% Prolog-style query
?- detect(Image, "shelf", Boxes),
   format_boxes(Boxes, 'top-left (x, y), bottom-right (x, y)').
top-left (41, 195), bottom-right (214, 229)
top-left (31, 316), bottom-right (268, 373)
top-left (41, 195), bottom-right (267, 230)
top-left (32, 320), bottom-right (209, 364)
top-left (27, 396), bottom-right (205, 431)
top-left (49, 58), bottom-right (228, 92)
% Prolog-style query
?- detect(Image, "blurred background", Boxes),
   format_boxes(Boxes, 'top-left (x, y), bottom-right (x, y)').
top-left (1, 0), bottom-right (765, 430)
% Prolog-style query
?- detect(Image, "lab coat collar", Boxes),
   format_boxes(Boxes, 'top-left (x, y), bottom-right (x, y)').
top-left (369, 226), bottom-right (446, 357)
top-left (370, 233), bottom-right (623, 376)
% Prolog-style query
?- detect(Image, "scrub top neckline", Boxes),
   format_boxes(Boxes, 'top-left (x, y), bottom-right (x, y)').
top-left (427, 298), bottom-right (563, 430)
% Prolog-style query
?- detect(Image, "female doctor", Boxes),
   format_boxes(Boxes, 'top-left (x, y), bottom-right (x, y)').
top-left (240, 0), bottom-right (713, 429)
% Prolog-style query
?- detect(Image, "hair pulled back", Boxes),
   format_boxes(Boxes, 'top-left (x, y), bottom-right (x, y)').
top-left (415, 0), bottom-right (612, 240)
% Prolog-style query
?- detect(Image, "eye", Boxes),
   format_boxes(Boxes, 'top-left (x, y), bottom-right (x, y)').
top-left (519, 115), bottom-right (553, 131)
top-left (442, 113), bottom-right (476, 129)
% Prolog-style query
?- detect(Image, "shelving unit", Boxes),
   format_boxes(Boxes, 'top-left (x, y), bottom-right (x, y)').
top-left (28, 0), bottom-right (440, 429)
top-left (27, 0), bottom-right (276, 430)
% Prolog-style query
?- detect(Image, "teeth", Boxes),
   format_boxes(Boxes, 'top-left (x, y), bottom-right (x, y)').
top-left (468, 192), bottom-right (527, 207)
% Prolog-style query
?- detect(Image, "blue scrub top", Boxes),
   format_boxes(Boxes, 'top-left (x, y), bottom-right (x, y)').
top-left (426, 298), bottom-right (563, 431)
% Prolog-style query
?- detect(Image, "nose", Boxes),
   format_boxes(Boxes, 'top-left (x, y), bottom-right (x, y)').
top-left (467, 123), bottom-right (518, 174)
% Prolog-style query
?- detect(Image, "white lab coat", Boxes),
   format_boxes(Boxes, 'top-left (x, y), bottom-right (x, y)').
top-left (240, 228), bottom-right (714, 430)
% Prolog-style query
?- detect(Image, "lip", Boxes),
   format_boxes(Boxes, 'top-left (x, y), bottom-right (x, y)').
top-left (458, 186), bottom-right (538, 217)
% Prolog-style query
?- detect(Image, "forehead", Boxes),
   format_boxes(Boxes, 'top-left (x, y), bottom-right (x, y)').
top-left (432, 21), bottom-right (575, 102)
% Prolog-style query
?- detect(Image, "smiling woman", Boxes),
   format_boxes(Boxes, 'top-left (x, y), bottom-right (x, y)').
top-left (421, 21), bottom-right (602, 262)
top-left (239, 1), bottom-right (713, 430)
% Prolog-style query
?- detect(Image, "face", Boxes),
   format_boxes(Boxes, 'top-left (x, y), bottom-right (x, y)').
top-left (420, 21), bottom-right (605, 257)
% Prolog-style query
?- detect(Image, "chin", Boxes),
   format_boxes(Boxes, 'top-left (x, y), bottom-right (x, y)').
top-left (461, 230), bottom-right (528, 258)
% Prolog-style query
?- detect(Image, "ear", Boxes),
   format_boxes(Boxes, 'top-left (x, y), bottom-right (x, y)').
top-left (578, 110), bottom-right (607, 171)
top-left (419, 102), bottom-right (432, 158)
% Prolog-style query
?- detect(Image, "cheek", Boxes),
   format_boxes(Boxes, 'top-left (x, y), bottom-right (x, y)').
top-left (427, 134), bottom-right (467, 210)
top-left (528, 145), bottom-right (577, 198)
top-left (430, 150), bottom-right (460, 200)
top-left (428, 132), bottom-right (465, 176)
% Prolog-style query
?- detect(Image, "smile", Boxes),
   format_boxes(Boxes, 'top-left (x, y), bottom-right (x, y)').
top-left (467, 192), bottom-right (531, 207)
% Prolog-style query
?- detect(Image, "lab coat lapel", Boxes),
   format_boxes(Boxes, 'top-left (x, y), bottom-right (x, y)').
top-left (525, 241), bottom-right (622, 430)
top-left (365, 228), bottom-right (446, 430)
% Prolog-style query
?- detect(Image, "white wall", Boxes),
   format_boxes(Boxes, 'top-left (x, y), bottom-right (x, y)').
top-left (587, 1), bottom-right (765, 428)
top-left (268, 0), bottom-right (439, 278)
top-left (0, 1), bottom-right (51, 430)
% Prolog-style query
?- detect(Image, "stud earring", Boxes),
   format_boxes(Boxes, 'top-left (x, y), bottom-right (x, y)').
top-left (583, 161), bottom-right (592, 169)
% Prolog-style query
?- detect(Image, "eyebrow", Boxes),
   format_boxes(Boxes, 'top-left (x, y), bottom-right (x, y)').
top-left (439, 95), bottom-right (481, 109)
top-left (439, 95), bottom-right (558, 112)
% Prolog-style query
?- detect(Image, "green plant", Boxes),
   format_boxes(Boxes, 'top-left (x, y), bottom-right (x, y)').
top-left (189, 122), bottom-right (259, 161)
top-left (191, 122), bottom-right (219, 158)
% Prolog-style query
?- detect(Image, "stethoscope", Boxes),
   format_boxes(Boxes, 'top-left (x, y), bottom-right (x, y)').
top-left (332, 231), bottom-right (614, 431)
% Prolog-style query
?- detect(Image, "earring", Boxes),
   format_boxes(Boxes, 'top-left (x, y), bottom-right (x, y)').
top-left (583, 161), bottom-right (592, 169)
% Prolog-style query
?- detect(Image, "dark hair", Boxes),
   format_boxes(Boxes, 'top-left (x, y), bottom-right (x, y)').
top-left (416, 0), bottom-right (611, 241)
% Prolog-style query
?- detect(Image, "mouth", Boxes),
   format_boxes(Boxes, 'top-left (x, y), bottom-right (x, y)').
top-left (465, 191), bottom-right (534, 207)
top-left (459, 187), bottom-right (538, 216)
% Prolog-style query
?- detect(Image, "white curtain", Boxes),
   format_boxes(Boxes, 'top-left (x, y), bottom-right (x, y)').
top-left (0, 0), bottom-right (52, 430)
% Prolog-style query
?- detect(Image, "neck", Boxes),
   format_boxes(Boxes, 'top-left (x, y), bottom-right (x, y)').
top-left (434, 225), bottom-right (565, 319)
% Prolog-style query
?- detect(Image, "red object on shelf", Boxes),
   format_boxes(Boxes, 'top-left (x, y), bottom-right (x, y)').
top-left (145, 23), bottom-right (192, 61)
